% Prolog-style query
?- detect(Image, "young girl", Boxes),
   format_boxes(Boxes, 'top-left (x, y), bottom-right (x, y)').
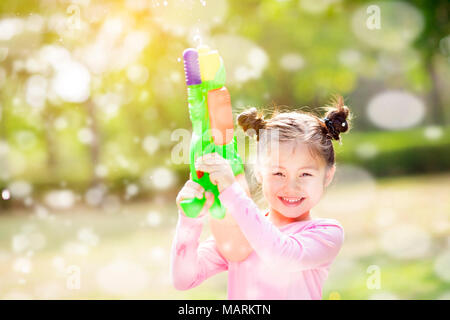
top-left (170, 96), bottom-right (351, 300)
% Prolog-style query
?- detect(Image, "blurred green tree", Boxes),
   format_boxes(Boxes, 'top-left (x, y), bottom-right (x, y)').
top-left (411, 0), bottom-right (450, 125)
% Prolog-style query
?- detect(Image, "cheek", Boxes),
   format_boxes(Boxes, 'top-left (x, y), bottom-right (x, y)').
top-left (262, 176), bottom-right (282, 198)
top-left (304, 179), bottom-right (325, 200)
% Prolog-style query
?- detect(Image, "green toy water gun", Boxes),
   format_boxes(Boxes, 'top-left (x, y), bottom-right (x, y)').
top-left (180, 45), bottom-right (244, 219)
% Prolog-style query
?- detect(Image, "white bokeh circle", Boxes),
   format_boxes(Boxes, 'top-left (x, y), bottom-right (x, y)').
top-left (367, 90), bottom-right (425, 130)
top-left (379, 224), bottom-right (432, 260)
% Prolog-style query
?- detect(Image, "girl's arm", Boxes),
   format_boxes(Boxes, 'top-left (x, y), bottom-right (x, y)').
top-left (218, 181), bottom-right (344, 272)
top-left (170, 211), bottom-right (228, 291)
top-left (209, 173), bottom-right (254, 262)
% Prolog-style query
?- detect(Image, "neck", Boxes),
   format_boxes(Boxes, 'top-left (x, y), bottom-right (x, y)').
top-left (268, 207), bottom-right (311, 228)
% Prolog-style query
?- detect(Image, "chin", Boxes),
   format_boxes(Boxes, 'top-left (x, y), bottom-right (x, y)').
top-left (273, 201), bottom-right (311, 219)
top-left (282, 210), bottom-right (306, 218)
top-left (272, 198), bottom-right (312, 218)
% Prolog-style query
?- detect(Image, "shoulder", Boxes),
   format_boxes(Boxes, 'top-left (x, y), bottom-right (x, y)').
top-left (310, 218), bottom-right (344, 230)
top-left (288, 217), bottom-right (343, 229)
top-left (291, 218), bottom-right (344, 242)
top-left (308, 218), bottom-right (345, 244)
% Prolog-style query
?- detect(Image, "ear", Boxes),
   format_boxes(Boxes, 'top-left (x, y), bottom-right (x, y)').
top-left (324, 164), bottom-right (336, 188)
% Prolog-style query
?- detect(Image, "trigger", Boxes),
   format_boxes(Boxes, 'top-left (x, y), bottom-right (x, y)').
top-left (196, 170), bottom-right (204, 179)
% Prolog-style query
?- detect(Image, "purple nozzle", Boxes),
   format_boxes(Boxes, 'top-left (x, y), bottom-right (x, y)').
top-left (183, 49), bottom-right (202, 85)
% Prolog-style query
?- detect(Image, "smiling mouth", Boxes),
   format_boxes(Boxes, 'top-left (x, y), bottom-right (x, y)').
top-left (278, 196), bottom-right (305, 207)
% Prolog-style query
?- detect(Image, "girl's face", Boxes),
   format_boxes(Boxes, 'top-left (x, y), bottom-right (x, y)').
top-left (257, 141), bottom-right (335, 219)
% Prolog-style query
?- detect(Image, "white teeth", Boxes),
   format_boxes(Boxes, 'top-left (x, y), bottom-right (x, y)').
top-left (281, 197), bottom-right (302, 203)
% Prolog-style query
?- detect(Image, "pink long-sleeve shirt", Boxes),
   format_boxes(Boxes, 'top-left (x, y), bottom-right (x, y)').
top-left (170, 181), bottom-right (344, 300)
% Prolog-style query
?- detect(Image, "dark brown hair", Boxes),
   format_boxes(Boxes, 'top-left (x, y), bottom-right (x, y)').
top-left (237, 95), bottom-right (352, 168)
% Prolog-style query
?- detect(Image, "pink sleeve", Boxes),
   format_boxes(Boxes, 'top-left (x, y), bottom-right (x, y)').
top-left (218, 181), bottom-right (344, 272)
top-left (170, 211), bottom-right (228, 291)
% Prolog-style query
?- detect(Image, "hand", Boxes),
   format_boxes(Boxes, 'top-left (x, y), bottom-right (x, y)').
top-left (176, 179), bottom-right (214, 218)
top-left (195, 153), bottom-right (236, 193)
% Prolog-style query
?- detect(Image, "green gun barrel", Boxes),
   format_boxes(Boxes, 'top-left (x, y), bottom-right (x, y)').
top-left (180, 47), bottom-right (244, 219)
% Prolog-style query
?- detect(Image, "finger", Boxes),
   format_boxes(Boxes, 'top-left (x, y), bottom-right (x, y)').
top-left (208, 172), bottom-right (220, 186)
top-left (194, 162), bottom-right (212, 173)
top-left (203, 153), bottom-right (224, 165)
top-left (203, 192), bottom-right (215, 211)
top-left (195, 162), bottom-right (224, 174)
top-left (183, 186), bottom-right (204, 199)
top-left (196, 192), bottom-right (214, 218)
top-left (195, 156), bottom-right (207, 168)
top-left (178, 192), bottom-right (202, 204)
top-left (178, 186), bottom-right (204, 201)
top-left (186, 189), bottom-right (204, 199)
top-left (203, 152), bottom-right (220, 159)
top-left (186, 180), bottom-right (205, 193)
top-left (195, 190), bottom-right (204, 199)
top-left (197, 153), bottom-right (223, 166)
top-left (177, 191), bottom-right (194, 203)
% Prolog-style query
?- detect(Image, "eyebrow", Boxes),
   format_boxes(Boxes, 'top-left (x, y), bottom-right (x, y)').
top-left (270, 166), bottom-right (319, 171)
top-left (299, 166), bottom-right (319, 171)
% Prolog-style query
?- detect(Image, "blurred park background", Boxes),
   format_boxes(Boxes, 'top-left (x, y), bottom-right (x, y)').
top-left (0, 0), bottom-right (449, 299)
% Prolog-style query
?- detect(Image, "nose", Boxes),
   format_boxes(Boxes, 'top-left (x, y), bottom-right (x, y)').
top-left (285, 177), bottom-right (301, 193)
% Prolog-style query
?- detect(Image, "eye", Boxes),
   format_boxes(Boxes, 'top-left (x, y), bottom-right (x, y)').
top-left (300, 173), bottom-right (312, 177)
top-left (273, 172), bottom-right (285, 177)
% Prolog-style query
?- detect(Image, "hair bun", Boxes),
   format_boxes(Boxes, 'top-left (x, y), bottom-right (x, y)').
top-left (237, 107), bottom-right (266, 140)
top-left (323, 95), bottom-right (351, 141)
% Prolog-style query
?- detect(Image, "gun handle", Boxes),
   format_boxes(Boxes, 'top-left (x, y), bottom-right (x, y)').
top-left (179, 196), bottom-right (206, 218)
top-left (179, 192), bottom-right (226, 219)
top-left (209, 194), bottom-right (227, 220)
